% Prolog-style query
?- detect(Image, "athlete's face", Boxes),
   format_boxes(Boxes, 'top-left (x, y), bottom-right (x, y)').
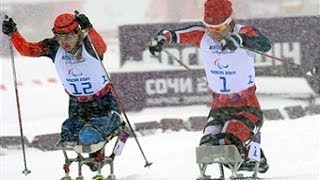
top-left (55, 31), bottom-right (80, 52)
top-left (204, 20), bottom-right (232, 41)
top-left (207, 25), bottom-right (231, 41)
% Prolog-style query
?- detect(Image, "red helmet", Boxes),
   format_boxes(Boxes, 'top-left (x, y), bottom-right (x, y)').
top-left (52, 13), bottom-right (79, 34)
top-left (204, 0), bottom-right (233, 26)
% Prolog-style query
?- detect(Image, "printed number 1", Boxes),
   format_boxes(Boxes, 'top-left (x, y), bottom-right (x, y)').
top-left (102, 75), bottom-right (108, 84)
top-left (219, 76), bottom-right (231, 92)
top-left (248, 75), bottom-right (254, 84)
top-left (219, 75), bottom-right (254, 93)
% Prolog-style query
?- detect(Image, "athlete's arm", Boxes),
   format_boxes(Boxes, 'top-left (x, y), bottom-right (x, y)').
top-left (159, 25), bottom-right (206, 47)
top-left (238, 26), bottom-right (271, 53)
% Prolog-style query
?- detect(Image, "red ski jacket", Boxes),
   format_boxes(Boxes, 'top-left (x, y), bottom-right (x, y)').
top-left (10, 28), bottom-right (107, 61)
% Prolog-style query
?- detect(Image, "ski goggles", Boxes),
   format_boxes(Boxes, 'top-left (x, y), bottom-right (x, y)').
top-left (203, 17), bottom-right (232, 32)
top-left (54, 32), bottom-right (78, 42)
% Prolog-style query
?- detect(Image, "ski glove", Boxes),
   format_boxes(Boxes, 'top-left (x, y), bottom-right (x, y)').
top-left (149, 35), bottom-right (166, 56)
top-left (220, 33), bottom-right (243, 51)
top-left (2, 17), bottom-right (17, 36)
top-left (76, 14), bottom-right (92, 30)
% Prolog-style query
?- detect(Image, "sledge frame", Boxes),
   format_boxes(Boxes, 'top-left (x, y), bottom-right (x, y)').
top-left (57, 130), bottom-right (121, 180)
top-left (196, 145), bottom-right (260, 180)
top-left (56, 110), bottom-right (126, 180)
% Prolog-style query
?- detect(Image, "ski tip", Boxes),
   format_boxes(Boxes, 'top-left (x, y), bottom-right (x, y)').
top-left (144, 162), bottom-right (153, 168)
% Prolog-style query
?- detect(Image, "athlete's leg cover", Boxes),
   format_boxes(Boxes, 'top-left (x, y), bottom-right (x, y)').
top-left (221, 119), bottom-right (252, 144)
top-left (68, 92), bottom-right (120, 120)
top-left (61, 118), bottom-right (85, 142)
top-left (203, 117), bottom-right (223, 137)
top-left (90, 111), bottom-right (122, 140)
top-left (79, 126), bottom-right (104, 145)
top-left (201, 93), bottom-right (263, 154)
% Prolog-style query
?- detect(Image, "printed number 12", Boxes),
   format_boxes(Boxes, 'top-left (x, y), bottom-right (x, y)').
top-left (70, 82), bottom-right (94, 95)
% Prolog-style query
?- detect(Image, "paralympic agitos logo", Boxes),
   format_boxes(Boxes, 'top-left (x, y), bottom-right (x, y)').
top-left (213, 58), bottom-right (229, 69)
top-left (68, 67), bottom-right (83, 76)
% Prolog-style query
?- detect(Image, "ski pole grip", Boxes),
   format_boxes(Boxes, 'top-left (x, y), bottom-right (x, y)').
top-left (74, 10), bottom-right (89, 34)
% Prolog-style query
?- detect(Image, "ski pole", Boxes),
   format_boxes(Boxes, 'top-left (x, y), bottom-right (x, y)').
top-left (241, 47), bottom-right (319, 77)
top-left (74, 10), bottom-right (153, 168)
top-left (241, 46), bottom-right (301, 67)
top-left (161, 49), bottom-right (211, 85)
top-left (4, 15), bottom-right (31, 176)
top-left (163, 49), bottom-right (192, 70)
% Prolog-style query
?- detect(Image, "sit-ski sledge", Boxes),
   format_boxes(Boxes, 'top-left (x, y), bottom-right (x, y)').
top-left (196, 144), bottom-right (262, 180)
top-left (56, 110), bottom-right (129, 180)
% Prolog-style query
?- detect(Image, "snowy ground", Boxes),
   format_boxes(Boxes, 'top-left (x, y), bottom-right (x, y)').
top-left (1, 102), bottom-right (320, 180)
top-left (1, 115), bottom-right (320, 180)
